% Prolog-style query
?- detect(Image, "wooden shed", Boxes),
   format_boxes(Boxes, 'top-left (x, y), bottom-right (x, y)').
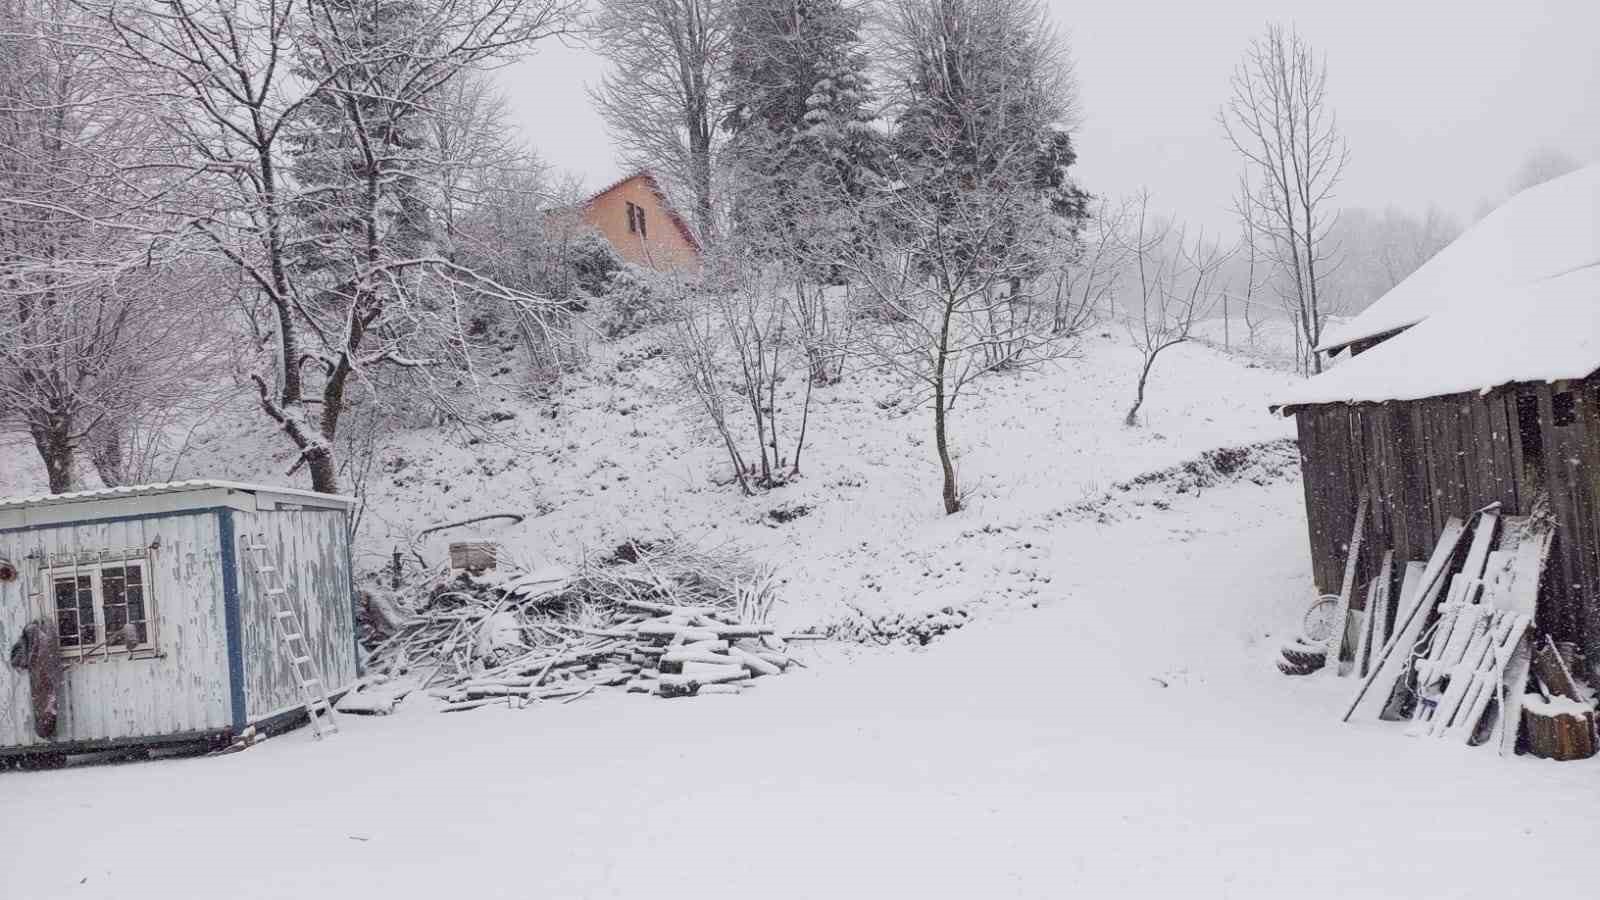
top-left (0, 480), bottom-right (358, 757)
top-left (1276, 164), bottom-right (1600, 673)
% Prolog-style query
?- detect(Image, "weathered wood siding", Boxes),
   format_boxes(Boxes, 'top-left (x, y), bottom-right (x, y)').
top-left (0, 511), bottom-right (231, 749)
top-left (1294, 377), bottom-right (1600, 654)
top-left (235, 508), bottom-right (356, 720)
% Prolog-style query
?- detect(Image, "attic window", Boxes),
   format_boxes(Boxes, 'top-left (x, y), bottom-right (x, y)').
top-left (1552, 390), bottom-right (1577, 427)
top-left (44, 552), bottom-right (156, 661)
top-left (626, 201), bottom-right (644, 236)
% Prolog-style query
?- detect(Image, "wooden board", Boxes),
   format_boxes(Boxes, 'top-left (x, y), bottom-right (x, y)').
top-left (1398, 561), bottom-right (1426, 620)
top-left (1373, 552), bottom-right (1395, 647)
top-left (1325, 495), bottom-right (1370, 676)
top-left (1344, 517), bottom-right (1469, 722)
top-left (1533, 635), bottom-right (1580, 700)
top-left (1353, 580), bottom-right (1378, 678)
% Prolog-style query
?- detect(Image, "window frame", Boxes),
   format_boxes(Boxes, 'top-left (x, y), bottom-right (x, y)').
top-left (42, 552), bottom-right (159, 662)
top-left (637, 205), bottom-right (647, 238)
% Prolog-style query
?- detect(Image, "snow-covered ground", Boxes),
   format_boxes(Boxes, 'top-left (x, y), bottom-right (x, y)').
top-left (5, 329), bottom-right (1596, 899)
top-left (6, 475), bottom-right (1599, 899)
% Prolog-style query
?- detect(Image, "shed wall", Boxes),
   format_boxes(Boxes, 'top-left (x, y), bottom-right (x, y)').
top-left (0, 511), bottom-right (232, 749)
top-left (234, 508), bottom-right (357, 720)
top-left (1294, 379), bottom-right (1600, 656)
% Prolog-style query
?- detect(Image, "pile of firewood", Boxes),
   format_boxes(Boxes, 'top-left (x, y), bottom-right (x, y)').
top-left (356, 540), bottom-right (814, 713)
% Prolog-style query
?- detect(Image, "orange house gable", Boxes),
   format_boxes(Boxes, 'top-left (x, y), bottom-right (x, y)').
top-left (580, 171), bottom-right (702, 272)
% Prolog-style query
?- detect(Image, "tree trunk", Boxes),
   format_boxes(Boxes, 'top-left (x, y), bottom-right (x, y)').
top-left (306, 447), bottom-right (339, 495)
top-left (28, 409), bottom-right (77, 494)
top-left (934, 299), bottom-right (960, 515)
top-left (1125, 357), bottom-right (1154, 427)
top-left (89, 419), bottom-right (126, 487)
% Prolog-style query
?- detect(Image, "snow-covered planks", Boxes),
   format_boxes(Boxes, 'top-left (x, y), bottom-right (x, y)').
top-left (1343, 517), bottom-right (1468, 722)
top-left (1325, 496), bottom-right (1370, 677)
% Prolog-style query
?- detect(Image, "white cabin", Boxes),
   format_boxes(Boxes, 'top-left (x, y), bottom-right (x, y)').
top-left (0, 481), bottom-right (358, 756)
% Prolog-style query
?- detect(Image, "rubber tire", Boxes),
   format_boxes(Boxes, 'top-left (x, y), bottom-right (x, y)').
top-left (1281, 642), bottom-right (1327, 669)
top-left (1277, 657), bottom-right (1319, 677)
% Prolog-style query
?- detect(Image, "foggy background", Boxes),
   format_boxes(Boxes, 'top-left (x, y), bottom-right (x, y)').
top-left (499, 0), bottom-right (1600, 234)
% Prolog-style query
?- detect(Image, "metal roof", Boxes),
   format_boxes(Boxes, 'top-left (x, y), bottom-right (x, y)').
top-left (0, 480), bottom-right (355, 513)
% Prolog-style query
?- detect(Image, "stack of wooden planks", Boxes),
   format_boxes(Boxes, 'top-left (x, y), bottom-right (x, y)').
top-left (1339, 507), bottom-right (1582, 754)
top-left (434, 602), bottom-right (801, 710)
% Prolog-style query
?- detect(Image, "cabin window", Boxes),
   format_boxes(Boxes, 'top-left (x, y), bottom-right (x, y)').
top-left (1552, 390), bottom-right (1577, 427)
top-left (1516, 390), bottom-right (1543, 459)
top-left (44, 554), bottom-right (155, 660)
top-left (626, 201), bottom-right (639, 235)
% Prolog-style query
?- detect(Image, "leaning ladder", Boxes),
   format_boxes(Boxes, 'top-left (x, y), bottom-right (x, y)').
top-left (239, 534), bottom-right (340, 739)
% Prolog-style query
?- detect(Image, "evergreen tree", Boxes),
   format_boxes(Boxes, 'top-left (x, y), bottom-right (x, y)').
top-left (722, 0), bottom-right (885, 271)
top-left (289, 0), bottom-right (440, 287)
top-left (890, 0), bottom-right (1087, 270)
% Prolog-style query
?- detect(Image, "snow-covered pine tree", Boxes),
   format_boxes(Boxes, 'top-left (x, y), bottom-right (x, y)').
top-left (890, 0), bottom-right (1086, 267)
top-left (722, 0), bottom-right (885, 271)
top-left (288, 0), bottom-right (439, 284)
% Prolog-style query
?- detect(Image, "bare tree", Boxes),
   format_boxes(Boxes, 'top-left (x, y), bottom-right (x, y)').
top-left (1221, 24), bottom-right (1348, 375)
top-left (588, 0), bottom-right (727, 244)
top-left (1509, 145), bottom-right (1582, 194)
top-left (97, 0), bottom-right (577, 493)
top-left (1049, 196), bottom-right (1130, 331)
top-left (842, 0), bottom-right (1080, 515)
top-left (1121, 195), bottom-right (1230, 427)
top-left (1224, 174), bottom-right (1277, 353)
top-left (665, 244), bottom-right (817, 492)
top-left (841, 182), bottom-right (1069, 514)
top-left (0, 0), bottom-right (228, 492)
top-left (1328, 204), bottom-right (1459, 314)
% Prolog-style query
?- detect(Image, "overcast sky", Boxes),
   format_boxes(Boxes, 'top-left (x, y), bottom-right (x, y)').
top-left (498, 0), bottom-right (1599, 235)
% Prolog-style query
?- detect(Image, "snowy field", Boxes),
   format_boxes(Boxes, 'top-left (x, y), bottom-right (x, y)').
top-left (3, 331), bottom-right (1597, 899)
top-left (5, 475), bottom-right (1599, 899)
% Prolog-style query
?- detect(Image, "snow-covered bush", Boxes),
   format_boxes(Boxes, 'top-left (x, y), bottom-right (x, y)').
top-left (599, 268), bottom-right (672, 338)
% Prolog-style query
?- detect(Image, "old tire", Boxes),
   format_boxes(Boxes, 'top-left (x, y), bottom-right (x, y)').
top-left (1277, 657), bottom-right (1319, 677)
top-left (1281, 641), bottom-right (1327, 670)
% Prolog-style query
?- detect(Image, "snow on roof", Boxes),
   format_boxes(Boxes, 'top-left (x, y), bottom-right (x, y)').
top-left (1317, 163), bottom-right (1600, 352)
top-left (0, 479), bottom-right (355, 513)
top-left (1275, 262), bottom-right (1600, 410)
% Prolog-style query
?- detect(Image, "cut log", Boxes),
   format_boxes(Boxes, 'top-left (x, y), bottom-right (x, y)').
top-left (728, 647), bottom-right (782, 676)
top-left (1520, 696), bottom-right (1598, 761)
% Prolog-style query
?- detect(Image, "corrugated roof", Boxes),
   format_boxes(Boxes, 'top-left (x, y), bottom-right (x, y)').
top-left (0, 480), bottom-right (355, 512)
top-left (1275, 262), bottom-right (1600, 411)
top-left (1317, 163), bottom-right (1600, 352)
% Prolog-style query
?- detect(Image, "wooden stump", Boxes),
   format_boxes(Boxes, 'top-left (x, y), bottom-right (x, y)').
top-left (1521, 697), bottom-right (1598, 761)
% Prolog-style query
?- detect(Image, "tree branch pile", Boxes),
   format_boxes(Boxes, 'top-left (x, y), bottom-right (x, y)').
top-left (357, 540), bottom-right (803, 712)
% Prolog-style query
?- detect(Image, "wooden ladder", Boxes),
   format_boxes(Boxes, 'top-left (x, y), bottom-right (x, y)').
top-left (239, 534), bottom-right (340, 740)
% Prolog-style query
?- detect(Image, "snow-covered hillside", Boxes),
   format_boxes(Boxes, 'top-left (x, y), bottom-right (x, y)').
top-left (0, 327), bottom-right (1296, 628)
